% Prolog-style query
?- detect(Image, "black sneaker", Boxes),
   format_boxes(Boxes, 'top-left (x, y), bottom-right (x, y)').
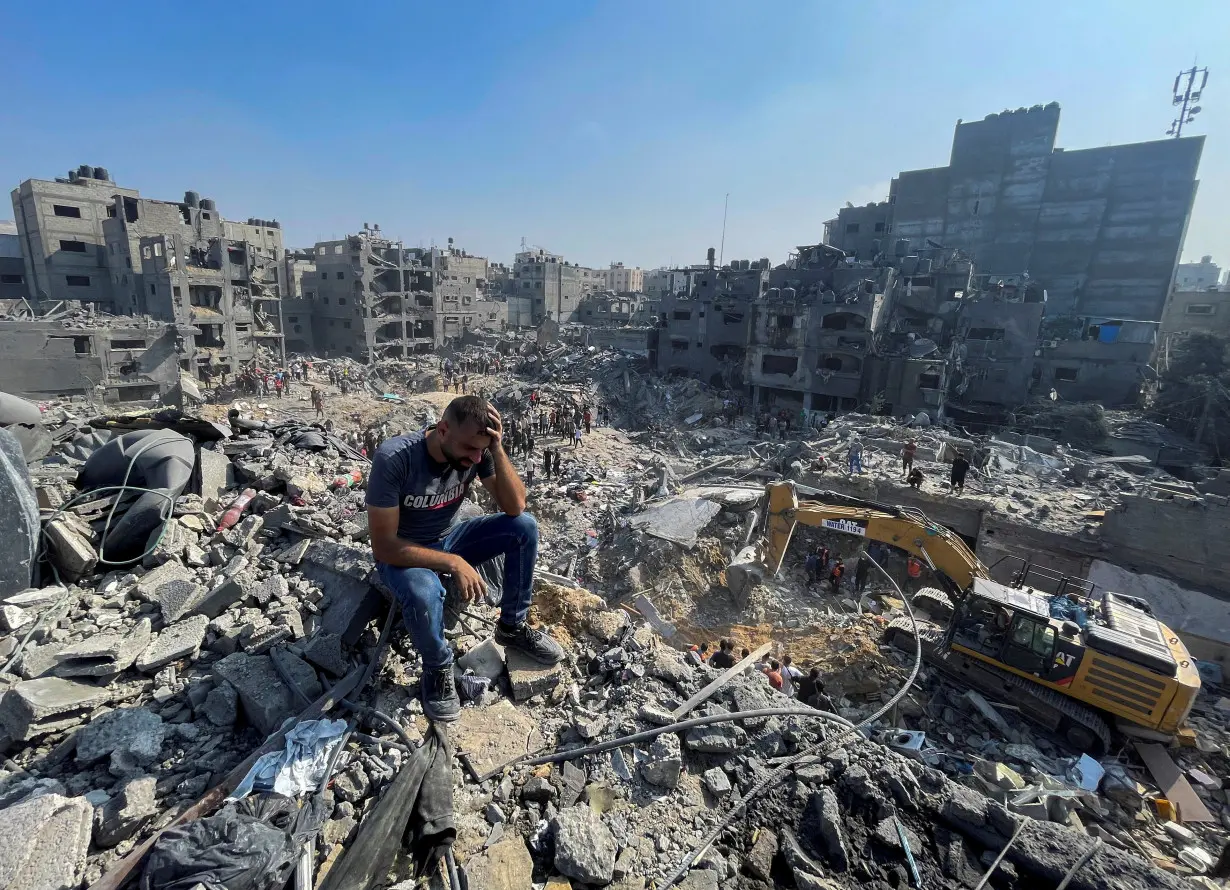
top-left (421, 665), bottom-right (461, 722)
top-left (495, 622), bottom-right (565, 665)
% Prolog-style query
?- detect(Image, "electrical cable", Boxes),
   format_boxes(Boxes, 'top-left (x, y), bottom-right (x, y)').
top-left (659, 548), bottom-right (924, 886)
top-left (481, 705), bottom-right (854, 779)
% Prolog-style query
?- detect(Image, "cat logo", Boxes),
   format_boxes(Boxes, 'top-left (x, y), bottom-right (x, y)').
top-left (1054, 651), bottom-right (1076, 668)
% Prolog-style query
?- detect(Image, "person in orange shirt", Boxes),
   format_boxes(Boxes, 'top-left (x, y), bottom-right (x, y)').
top-left (763, 659), bottom-right (784, 691)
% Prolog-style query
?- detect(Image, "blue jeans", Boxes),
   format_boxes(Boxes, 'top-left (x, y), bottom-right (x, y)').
top-left (376, 512), bottom-right (538, 669)
top-left (848, 454), bottom-right (863, 473)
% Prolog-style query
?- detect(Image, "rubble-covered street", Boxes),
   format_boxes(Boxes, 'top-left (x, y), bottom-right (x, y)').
top-left (2, 334), bottom-right (1230, 890)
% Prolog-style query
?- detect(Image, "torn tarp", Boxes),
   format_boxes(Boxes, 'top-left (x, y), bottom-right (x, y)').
top-left (230, 718), bottom-right (348, 799)
top-left (318, 725), bottom-right (455, 890)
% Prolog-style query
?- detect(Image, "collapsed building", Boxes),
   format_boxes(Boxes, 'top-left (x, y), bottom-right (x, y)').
top-left (2, 342), bottom-right (1230, 889)
top-left (7, 167), bottom-right (288, 390)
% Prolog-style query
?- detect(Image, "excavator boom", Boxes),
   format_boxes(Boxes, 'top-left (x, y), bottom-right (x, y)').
top-left (732, 481), bottom-right (984, 597)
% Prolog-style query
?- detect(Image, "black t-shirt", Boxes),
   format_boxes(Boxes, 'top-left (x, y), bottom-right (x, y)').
top-left (708, 649), bottom-right (737, 670)
top-left (365, 430), bottom-right (495, 545)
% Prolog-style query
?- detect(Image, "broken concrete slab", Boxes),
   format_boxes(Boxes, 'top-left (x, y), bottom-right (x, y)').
top-left (191, 576), bottom-right (251, 620)
top-left (505, 647), bottom-right (565, 701)
top-left (202, 682), bottom-right (238, 726)
top-left (0, 586), bottom-right (71, 609)
top-left (461, 835), bottom-right (533, 890)
top-left (640, 733), bottom-right (683, 788)
top-left (212, 651), bottom-right (297, 735)
top-left (0, 676), bottom-right (110, 740)
top-left (0, 792), bottom-right (93, 890)
top-left (53, 617), bottom-right (152, 677)
top-left (0, 603), bottom-right (32, 633)
top-left (135, 614), bottom-right (209, 672)
top-left (76, 707), bottom-right (164, 767)
top-left (249, 573), bottom-right (288, 606)
top-left (136, 562), bottom-right (205, 623)
top-left (456, 638), bottom-right (507, 681)
top-left (44, 517), bottom-right (98, 582)
top-left (552, 805), bottom-right (616, 885)
top-left (301, 632), bottom-right (349, 677)
top-left (270, 647), bottom-right (323, 700)
top-left (450, 699), bottom-right (545, 775)
top-left (197, 447), bottom-right (233, 512)
top-left (93, 775), bottom-right (157, 848)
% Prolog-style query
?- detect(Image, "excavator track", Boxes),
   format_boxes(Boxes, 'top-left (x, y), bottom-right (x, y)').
top-left (884, 618), bottom-right (1113, 753)
top-left (910, 588), bottom-right (954, 622)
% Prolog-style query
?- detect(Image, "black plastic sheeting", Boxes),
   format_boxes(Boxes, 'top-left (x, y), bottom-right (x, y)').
top-left (141, 793), bottom-right (327, 890)
top-left (77, 428), bottom-right (194, 562)
top-left (318, 725), bottom-right (455, 890)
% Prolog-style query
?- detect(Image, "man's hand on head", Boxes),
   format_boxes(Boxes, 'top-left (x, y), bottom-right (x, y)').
top-left (486, 404), bottom-right (504, 449)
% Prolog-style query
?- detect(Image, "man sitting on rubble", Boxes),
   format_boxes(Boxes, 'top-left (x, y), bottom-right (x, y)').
top-left (366, 395), bottom-right (564, 722)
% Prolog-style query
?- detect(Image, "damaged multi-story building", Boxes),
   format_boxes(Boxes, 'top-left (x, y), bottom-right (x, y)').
top-left (0, 310), bottom-right (194, 404)
top-left (649, 249), bottom-right (769, 388)
top-left (745, 243), bottom-right (888, 414)
top-left (511, 248), bottom-right (606, 325)
top-left (825, 102), bottom-right (1204, 408)
top-left (308, 225), bottom-right (434, 361)
top-left (301, 226), bottom-right (509, 360)
top-left (8, 166), bottom-right (288, 388)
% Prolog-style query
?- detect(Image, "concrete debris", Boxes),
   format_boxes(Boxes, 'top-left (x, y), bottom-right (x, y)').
top-left (75, 707), bottom-right (165, 770)
top-left (0, 792), bottom-right (93, 890)
top-left (0, 348), bottom-right (1224, 890)
top-left (553, 804), bottom-right (617, 885)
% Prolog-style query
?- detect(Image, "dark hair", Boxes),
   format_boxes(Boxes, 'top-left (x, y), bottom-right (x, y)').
top-left (783, 655), bottom-right (792, 666)
top-left (741, 648), bottom-right (750, 658)
top-left (769, 659), bottom-right (780, 670)
top-left (444, 395), bottom-right (490, 428)
top-left (809, 667), bottom-right (820, 679)
top-left (719, 638), bottom-right (731, 650)
top-left (699, 643), bottom-right (709, 653)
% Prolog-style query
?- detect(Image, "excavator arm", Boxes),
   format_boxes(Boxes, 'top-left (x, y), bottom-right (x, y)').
top-left (728, 481), bottom-right (987, 599)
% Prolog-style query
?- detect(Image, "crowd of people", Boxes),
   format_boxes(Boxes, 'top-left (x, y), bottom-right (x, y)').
top-left (687, 639), bottom-right (835, 711)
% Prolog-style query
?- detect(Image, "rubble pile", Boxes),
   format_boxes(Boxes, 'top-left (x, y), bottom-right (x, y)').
top-left (0, 343), bottom-right (1227, 890)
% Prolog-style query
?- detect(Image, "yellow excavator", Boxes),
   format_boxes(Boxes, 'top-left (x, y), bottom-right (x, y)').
top-left (728, 481), bottom-right (1200, 752)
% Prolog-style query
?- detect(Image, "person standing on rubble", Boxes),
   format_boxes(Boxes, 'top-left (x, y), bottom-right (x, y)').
top-left (572, 421), bottom-right (582, 449)
top-left (829, 558), bottom-right (845, 592)
top-left (781, 655), bottom-right (802, 697)
top-left (950, 451), bottom-right (970, 494)
top-left (583, 407), bottom-right (592, 435)
top-left (542, 447), bottom-right (553, 479)
top-left (367, 395), bottom-right (564, 722)
top-left (805, 550), bottom-right (822, 588)
top-left (847, 437), bottom-right (864, 474)
top-left (708, 639), bottom-right (736, 669)
top-left (854, 555), bottom-right (871, 594)
top-left (552, 450), bottom-right (561, 478)
top-left (903, 438), bottom-right (917, 477)
top-left (311, 387), bottom-right (325, 420)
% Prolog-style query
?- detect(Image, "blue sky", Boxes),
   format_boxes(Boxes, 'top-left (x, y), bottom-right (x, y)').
top-left (2, 1), bottom-right (1226, 270)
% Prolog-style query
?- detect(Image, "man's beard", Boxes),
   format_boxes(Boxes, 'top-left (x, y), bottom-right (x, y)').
top-left (440, 440), bottom-right (473, 472)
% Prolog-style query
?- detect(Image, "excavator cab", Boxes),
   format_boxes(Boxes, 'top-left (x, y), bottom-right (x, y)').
top-left (948, 580), bottom-right (1085, 686)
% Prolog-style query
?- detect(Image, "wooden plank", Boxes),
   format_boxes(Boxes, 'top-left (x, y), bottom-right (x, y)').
top-left (1135, 741), bottom-right (1214, 823)
top-left (89, 665), bottom-right (366, 890)
top-left (672, 642), bottom-right (772, 719)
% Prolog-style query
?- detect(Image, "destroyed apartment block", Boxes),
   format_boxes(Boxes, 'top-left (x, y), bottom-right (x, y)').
top-left (0, 311), bottom-right (193, 405)
top-left (10, 167), bottom-right (288, 382)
